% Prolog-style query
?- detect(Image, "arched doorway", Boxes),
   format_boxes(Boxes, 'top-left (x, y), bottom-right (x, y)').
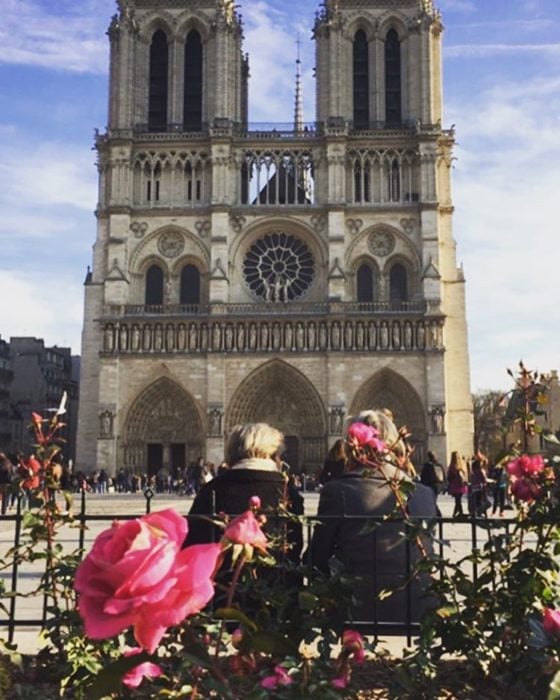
top-left (350, 368), bottom-right (427, 465)
top-left (226, 360), bottom-right (328, 473)
top-left (123, 377), bottom-right (204, 476)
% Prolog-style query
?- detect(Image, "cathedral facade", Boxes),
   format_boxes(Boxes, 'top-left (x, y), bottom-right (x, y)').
top-left (77, 0), bottom-right (473, 476)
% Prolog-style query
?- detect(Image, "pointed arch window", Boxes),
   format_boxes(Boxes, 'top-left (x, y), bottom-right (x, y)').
top-left (148, 30), bottom-right (169, 132)
top-left (385, 29), bottom-right (402, 126)
top-left (357, 263), bottom-right (375, 303)
top-left (389, 263), bottom-right (408, 304)
top-left (184, 30), bottom-right (203, 131)
top-left (180, 264), bottom-right (201, 305)
top-left (145, 264), bottom-right (164, 306)
top-left (353, 30), bottom-right (369, 129)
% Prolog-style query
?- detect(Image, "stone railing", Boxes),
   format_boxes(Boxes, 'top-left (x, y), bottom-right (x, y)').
top-left (103, 300), bottom-right (427, 318)
top-left (100, 315), bottom-right (443, 356)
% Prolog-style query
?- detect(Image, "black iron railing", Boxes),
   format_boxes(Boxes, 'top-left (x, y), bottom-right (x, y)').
top-left (0, 492), bottom-right (517, 648)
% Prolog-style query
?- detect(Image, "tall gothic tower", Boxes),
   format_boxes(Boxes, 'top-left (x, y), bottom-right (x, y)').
top-left (77, 0), bottom-right (473, 476)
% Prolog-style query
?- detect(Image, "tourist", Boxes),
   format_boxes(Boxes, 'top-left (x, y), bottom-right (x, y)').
top-left (447, 451), bottom-right (469, 517)
top-left (489, 461), bottom-right (508, 517)
top-left (318, 438), bottom-right (347, 485)
top-left (309, 410), bottom-right (436, 627)
top-left (420, 451), bottom-right (446, 501)
top-left (185, 422), bottom-right (303, 561)
top-left (0, 453), bottom-right (13, 515)
top-left (469, 455), bottom-right (489, 516)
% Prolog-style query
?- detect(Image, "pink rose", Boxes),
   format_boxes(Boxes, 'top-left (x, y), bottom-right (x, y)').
top-left (260, 665), bottom-right (292, 690)
top-left (510, 477), bottom-right (541, 502)
top-left (342, 629), bottom-right (366, 663)
top-left (249, 495), bottom-right (261, 510)
top-left (507, 455), bottom-right (545, 479)
top-left (75, 508), bottom-right (220, 653)
top-left (331, 674), bottom-right (349, 689)
top-left (224, 510), bottom-right (268, 552)
top-left (347, 422), bottom-right (386, 452)
top-left (121, 648), bottom-right (163, 689)
top-left (543, 608), bottom-right (560, 637)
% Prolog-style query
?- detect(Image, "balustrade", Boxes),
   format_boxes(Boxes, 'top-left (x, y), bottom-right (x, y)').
top-left (100, 314), bottom-right (443, 356)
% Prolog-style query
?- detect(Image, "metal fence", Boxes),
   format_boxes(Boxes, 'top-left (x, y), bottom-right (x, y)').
top-left (0, 492), bottom-right (517, 647)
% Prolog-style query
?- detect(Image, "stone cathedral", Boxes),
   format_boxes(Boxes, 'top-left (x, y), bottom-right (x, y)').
top-left (77, 0), bottom-right (473, 476)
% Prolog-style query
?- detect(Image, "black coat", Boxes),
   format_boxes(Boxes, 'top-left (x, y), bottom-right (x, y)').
top-left (309, 467), bottom-right (437, 625)
top-left (185, 468), bottom-right (304, 561)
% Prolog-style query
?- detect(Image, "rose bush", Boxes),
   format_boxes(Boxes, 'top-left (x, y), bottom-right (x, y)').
top-left (75, 508), bottom-right (220, 653)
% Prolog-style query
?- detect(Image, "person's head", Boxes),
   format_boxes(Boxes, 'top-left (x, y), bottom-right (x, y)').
top-left (427, 451), bottom-right (436, 462)
top-left (449, 450), bottom-right (466, 473)
top-left (225, 422), bottom-right (285, 466)
top-left (349, 409), bottom-right (414, 475)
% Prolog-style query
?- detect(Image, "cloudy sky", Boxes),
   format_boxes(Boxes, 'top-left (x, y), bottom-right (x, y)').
top-left (0, 0), bottom-right (558, 391)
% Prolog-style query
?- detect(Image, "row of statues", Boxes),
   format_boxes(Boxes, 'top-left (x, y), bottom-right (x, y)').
top-left (103, 318), bottom-right (444, 354)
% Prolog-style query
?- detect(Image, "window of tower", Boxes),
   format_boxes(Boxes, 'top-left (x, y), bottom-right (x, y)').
top-left (145, 264), bottom-right (164, 306)
top-left (243, 232), bottom-right (315, 302)
top-left (389, 263), bottom-right (408, 304)
top-left (184, 30), bottom-right (203, 132)
top-left (385, 29), bottom-right (402, 126)
top-left (149, 30), bottom-right (169, 132)
top-left (357, 263), bottom-right (375, 303)
top-left (389, 158), bottom-right (400, 202)
top-left (353, 30), bottom-right (369, 129)
top-left (180, 264), bottom-right (201, 305)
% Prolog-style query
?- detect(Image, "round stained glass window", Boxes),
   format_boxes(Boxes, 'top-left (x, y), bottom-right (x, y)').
top-left (243, 232), bottom-right (315, 302)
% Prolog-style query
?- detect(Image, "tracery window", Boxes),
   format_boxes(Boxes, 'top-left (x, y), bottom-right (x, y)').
top-left (148, 30), bottom-right (169, 132)
top-left (184, 30), bottom-right (203, 131)
top-left (241, 150), bottom-right (314, 206)
top-left (180, 264), bottom-right (201, 305)
top-left (353, 29), bottom-right (369, 129)
top-left (243, 232), bottom-right (315, 301)
top-left (389, 263), bottom-right (408, 303)
top-left (357, 263), bottom-right (375, 303)
top-left (385, 29), bottom-right (402, 126)
top-left (145, 264), bottom-right (164, 306)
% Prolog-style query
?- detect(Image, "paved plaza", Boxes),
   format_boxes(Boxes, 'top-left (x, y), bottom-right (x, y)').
top-left (0, 492), bottom-right (513, 654)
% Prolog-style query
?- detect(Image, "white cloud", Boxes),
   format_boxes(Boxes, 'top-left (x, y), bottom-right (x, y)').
top-left (0, 269), bottom-right (84, 352)
top-left (448, 77), bottom-right (560, 390)
top-left (447, 43), bottom-right (560, 58)
top-left (0, 0), bottom-right (110, 74)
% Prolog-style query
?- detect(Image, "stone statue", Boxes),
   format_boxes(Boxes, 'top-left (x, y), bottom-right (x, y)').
top-left (416, 322), bottom-right (425, 349)
top-left (166, 324), bottom-right (175, 352)
top-left (142, 325), bottom-right (151, 352)
top-left (200, 324), bottom-right (208, 352)
top-left (272, 322), bottom-right (281, 350)
top-left (154, 324), bottom-right (163, 352)
top-left (308, 322), bottom-right (316, 351)
top-left (344, 322), bottom-right (353, 350)
top-left (237, 323), bottom-right (245, 351)
top-left (131, 324), bottom-right (140, 352)
top-left (380, 322), bottom-right (389, 350)
top-left (119, 324), bottom-right (128, 351)
top-left (368, 321), bottom-right (377, 350)
top-left (331, 322), bottom-right (340, 350)
top-left (284, 322), bottom-right (293, 350)
top-left (404, 321), bottom-right (413, 350)
top-left (356, 322), bottom-right (365, 350)
top-left (100, 411), bottom-right (113, 438)
top-left (212, 323), bottom-right (222, 351)
top-left (104, 325), bottom-right (114, 353)
top-left (431, 406), bottom-right (444, 434)
top-left (392, 322), bottom-right (401, 350)
top-left (261, 323), bottom-right (269, 350)
top-left (177, 324), bottom-right (186, 351)
top-left (296, 322), bottom-right (305, 351)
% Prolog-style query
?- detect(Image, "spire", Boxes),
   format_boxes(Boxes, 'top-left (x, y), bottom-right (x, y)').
top-left (293, 36), bottom-right (303, 133)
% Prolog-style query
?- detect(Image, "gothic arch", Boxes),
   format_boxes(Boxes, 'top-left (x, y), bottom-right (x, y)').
top-left (350, 368), bottom-right (427, 460)
top-left (123, 377), bottom-right (204, 472)
top-left (383, 253), bottom-right (420, 299)
top-left (175, 13), bottom-right (211, 42)
top-left (226, 360), bottom-right (328, 471)
top-left (377, 13), bottom-right (409, 41)
top-left (232, 217), bottom-right (327, 264)
top-left (139, 13), bottom-right (176, 42)
top-left (343, 16), bottom-right (376, 42)
top-left (348, 254), bottom-right (380, 302)
top-left (345, 223), bottom-right (419, 270)
top-left (130, 225), bottom-right (210, 273)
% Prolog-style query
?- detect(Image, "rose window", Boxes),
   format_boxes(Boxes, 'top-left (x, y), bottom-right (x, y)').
top-left (243, 232), bottom-right (315, 301)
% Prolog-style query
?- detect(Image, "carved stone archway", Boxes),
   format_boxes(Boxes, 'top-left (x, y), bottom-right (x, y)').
top-left (226, 360), bottom-right (328, 472)
top-left (350, 368), bottom-right (427, 464)
top-left (123, 377), bottom-right (204, 474)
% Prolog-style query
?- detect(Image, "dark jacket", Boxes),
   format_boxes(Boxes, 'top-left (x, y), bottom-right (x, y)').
top-left (310, 467), bottom-right (436, 625)
top-left (185, 468), bottom-right (303, 561)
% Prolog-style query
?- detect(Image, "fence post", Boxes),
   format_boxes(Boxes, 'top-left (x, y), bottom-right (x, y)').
top-left (8, 495), bottom-right (23, 644)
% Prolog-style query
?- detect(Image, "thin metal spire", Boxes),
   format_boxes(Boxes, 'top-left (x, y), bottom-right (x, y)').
top-left (293, 35), bottom-right (303, 133)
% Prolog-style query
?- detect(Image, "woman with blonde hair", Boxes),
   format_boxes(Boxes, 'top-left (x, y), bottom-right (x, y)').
top-left (185, 423), bottom-right (303, 560)
top-left (447, 451), bottom-right (468, 518)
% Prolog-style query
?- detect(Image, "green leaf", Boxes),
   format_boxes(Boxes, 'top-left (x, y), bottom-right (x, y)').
top-left (84, 652), bottom-right (153, 700)
top-left (549, 670), bottom-right (560, 700)
top-left (214, 606), bottom-right (258, 631)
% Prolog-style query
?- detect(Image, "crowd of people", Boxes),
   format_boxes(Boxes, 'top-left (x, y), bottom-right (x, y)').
top-left (420, 449), bottom-right (512, 518)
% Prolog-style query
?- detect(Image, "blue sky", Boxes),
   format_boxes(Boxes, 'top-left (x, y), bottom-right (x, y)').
top-left (0, 0), bottom-right (559, 391)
